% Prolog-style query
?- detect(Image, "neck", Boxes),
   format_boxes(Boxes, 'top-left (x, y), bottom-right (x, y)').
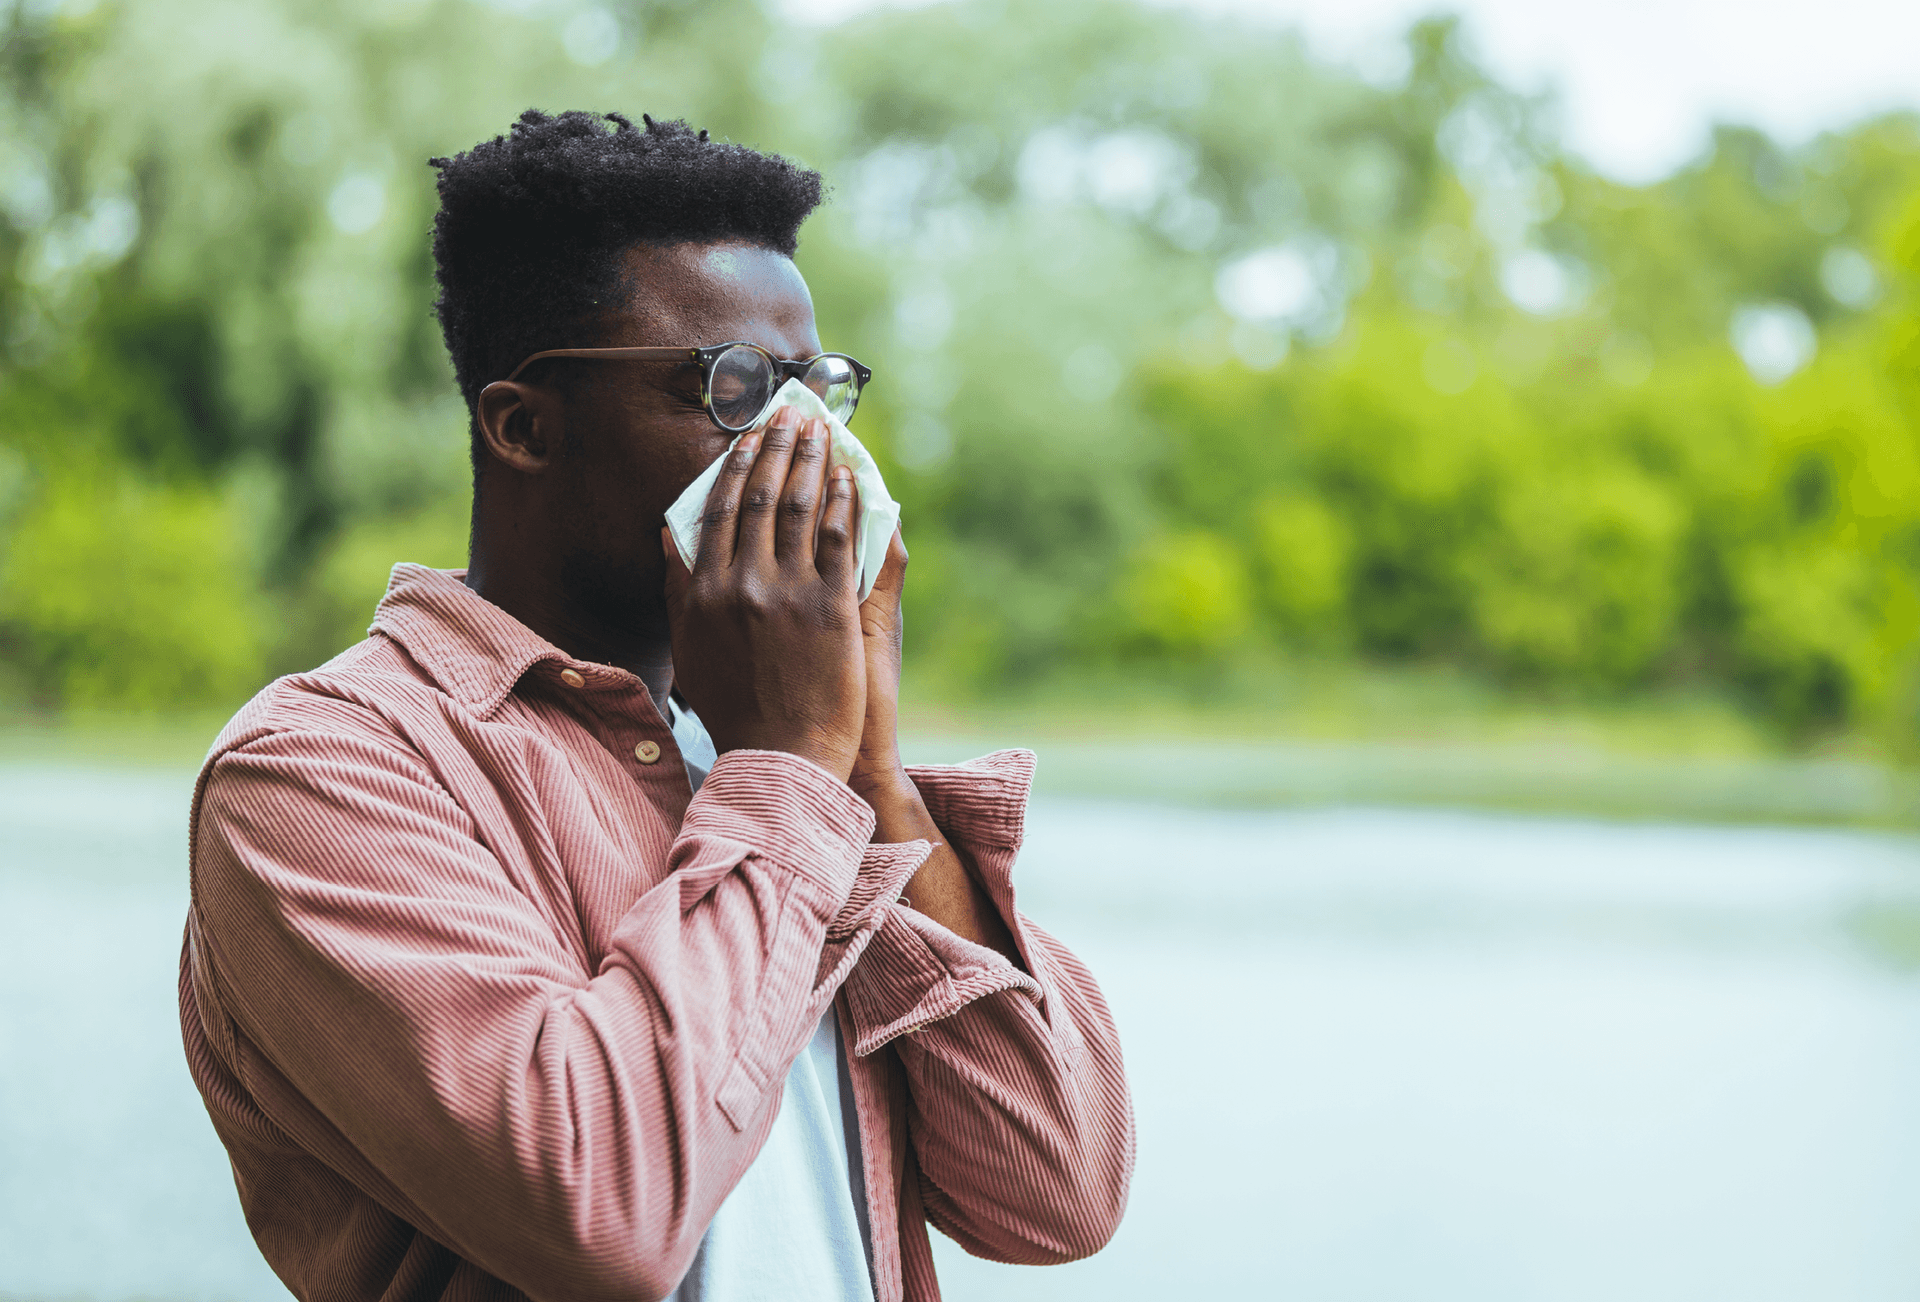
top-left (465, 509), bottom-right (675, 711)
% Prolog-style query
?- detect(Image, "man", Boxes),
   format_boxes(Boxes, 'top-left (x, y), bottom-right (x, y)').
top-left (178, 110), bottom-right (1133, 1302)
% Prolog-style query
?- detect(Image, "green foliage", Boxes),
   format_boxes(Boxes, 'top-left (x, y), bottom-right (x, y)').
top-left (1120, 530), bottom-right (1252, 653)
top-left (0, 466), bottom-right (264, 708)
top-left (301, 498), bottom-right (472, 661)
top-left (2, 0), bottom-right (1919, 751)
top-left (1134, 196), bottom-right (1920, 742)
top-left (1252, 493), bottom-right (1351, 644)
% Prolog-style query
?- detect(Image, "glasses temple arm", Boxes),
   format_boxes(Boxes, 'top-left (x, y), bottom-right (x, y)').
top-left (502, 346), bottom-right (697, 384)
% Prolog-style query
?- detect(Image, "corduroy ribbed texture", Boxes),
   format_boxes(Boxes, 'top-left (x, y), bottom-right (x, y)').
top-left (179, 564), bottom-right (1133, 1302)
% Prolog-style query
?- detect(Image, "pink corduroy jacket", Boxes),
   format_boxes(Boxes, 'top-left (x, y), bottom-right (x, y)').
top-left (178, 564), bottom-right (1133, 1302)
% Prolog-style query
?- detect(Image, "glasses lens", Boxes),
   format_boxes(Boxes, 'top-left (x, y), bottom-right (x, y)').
top-left (708, 345), bottom-right (775, 430)
top-left (803, 355), bottom-right (861, 423)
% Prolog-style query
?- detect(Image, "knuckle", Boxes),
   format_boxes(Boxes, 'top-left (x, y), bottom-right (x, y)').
top-left (700, 502), bottom-right (737, 528)
top-left (819, 520), bottom-right (852, 547)
top-left (732, 578), bottom-right (770, 613)
top-left (780, 495), bottom-right (816, 520)
top-left (742, 486), bottom-right (780, 513)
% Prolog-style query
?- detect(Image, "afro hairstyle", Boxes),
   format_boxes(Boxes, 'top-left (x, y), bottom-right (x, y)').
top-left (428, 109), bottom-right (824, 464)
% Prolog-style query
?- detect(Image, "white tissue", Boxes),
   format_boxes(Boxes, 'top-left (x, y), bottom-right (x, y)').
top-left (663, 377), bottom-right (901, 600)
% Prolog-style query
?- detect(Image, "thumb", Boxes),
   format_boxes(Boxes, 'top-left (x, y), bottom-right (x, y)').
top-left (865, 528), bottom-right (908, 604)
top-left (859, 528), bottom-right (908, 638)
top-left (660, 526), bottom-right (691, 617)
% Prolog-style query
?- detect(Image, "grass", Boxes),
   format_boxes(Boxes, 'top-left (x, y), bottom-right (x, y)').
top-left (897, 660), bottom-right (1920, 827)
top-left (0, 709), bottom-right (232, 769)
top-left (6, 660), bottom-right (1916, 828)
top-left (898, 657), bottom-right (1789, 757)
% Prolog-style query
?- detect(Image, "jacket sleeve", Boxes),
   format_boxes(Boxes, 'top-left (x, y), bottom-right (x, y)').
top-left (837, 749), bottom-right (1136, 1264)
top-left (187, 726), bottom-right (909, 1302)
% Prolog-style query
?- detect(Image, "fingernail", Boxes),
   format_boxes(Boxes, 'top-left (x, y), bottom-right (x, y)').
top-left (799, 419), bottom-right (822, 443)
top-left (737, 433), bottom-right (761, 458)
top-left (832, 464), bottom-right (852, 480)
top-left (771, 408), bottom-right (799, 431)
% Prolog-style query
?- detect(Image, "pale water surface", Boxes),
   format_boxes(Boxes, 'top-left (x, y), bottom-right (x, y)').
top-left (5, 763), bottom-right (1920, 1300)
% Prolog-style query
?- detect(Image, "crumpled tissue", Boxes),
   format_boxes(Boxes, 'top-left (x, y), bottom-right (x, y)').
top-left (664, 377), bottom-right (900, 600)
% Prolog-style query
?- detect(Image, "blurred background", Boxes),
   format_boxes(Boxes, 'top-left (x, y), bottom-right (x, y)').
top-left (8, 0), bottom-right (1920, 1296)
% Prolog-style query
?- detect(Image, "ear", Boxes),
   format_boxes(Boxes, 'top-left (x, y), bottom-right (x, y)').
top-left (476, 380), bottom-right (566, 474)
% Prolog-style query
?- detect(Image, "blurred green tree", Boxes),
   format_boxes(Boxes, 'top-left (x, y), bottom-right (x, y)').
top-left (0, 0), bottom-right (1916, 753)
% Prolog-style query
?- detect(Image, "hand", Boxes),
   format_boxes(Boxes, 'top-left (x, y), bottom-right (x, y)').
top-left (847, 530), bottom-right (911, 805)
top-left (839, 528), bottom-right (1021, 964)
top-left (661, 409), bottom-right (866, 780)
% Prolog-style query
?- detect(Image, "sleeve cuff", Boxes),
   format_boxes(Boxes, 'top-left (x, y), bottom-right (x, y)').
top-left (842, 905), bottom-right (1042, 1057)
top-left (827, 841), bottom-right (929, 942)
top-left (677, 749), bottom-right (877, 899)
top-left (903, 749), bottom-right (1035, 873)
top-left (809, 839), bottom-right (934, 998)
top-left (840, 750), bottom-right (1061, 1055)
top-left (904, 749), bottom-right (1054, 977)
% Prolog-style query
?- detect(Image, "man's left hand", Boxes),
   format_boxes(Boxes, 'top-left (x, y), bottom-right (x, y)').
top-left (843, 528), bottom-right (1020, 964)
top-left (847, 529), bottom-right (911, 805)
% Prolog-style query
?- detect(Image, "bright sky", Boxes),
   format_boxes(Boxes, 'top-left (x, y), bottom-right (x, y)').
top-left (776, 0), bottom-right (1920, 184)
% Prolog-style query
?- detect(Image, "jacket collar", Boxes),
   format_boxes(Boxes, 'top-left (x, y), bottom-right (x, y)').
top-left (369, 563), bottom-right (601, 717)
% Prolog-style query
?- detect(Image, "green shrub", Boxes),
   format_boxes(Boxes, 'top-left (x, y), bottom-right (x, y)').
top-left (1253, 493), bottom-right (1351, 645)
top-left (300, 502), bottom-right (471, 664)
top-left (1120, 530), bottom-right (1253, 654)
top-left (0, 470), bottom-right (268, 710)
top-left (1464, 458), bottom-right (1686, 686)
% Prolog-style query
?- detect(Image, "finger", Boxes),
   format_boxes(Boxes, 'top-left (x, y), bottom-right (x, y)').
top-left (736, 406), bottom-right (803, 563)
top-left (870, 528), bottom-right (908, 599)
top-left (859, 528), bottom-right (906, 628)
top-left (694, 430), bottom-right (763, 571)
top-left (815, 463), bottom-right (859, 592)
top-left (775, 417), bottom-right (831, 564)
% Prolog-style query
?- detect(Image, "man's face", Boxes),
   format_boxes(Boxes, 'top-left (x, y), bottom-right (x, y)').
top-left (540, 240), bottom-right (824, 637)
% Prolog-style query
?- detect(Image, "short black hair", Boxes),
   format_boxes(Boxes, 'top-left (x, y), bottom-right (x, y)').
top-left (428, 110), bottom-right (824, 462)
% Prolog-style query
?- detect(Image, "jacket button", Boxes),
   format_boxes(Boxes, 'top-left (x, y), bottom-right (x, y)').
top-left (559, 669), bottom-right (586, 689)
top-left (634, 740), bottom-right (662, 764)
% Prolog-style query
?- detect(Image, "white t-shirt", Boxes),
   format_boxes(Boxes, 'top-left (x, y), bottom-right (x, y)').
top-left (662, 698), bottom-right (875, 1302)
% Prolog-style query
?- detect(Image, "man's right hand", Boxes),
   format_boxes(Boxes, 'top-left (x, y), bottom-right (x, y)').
top-left (661, 408), bottom-right (867, 781)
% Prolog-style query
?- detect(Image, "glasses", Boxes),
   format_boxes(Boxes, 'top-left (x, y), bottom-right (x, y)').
top-left (503, 342), bottom-right (872, 433)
